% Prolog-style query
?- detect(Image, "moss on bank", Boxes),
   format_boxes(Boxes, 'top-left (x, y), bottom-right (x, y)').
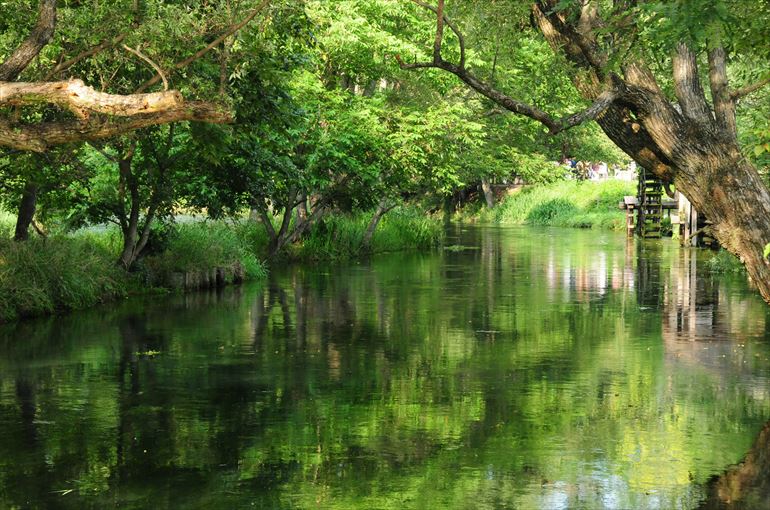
top-left (0, 207), bottom-right (443, 323)
top-left (461, 180), bottom-right (635, 231)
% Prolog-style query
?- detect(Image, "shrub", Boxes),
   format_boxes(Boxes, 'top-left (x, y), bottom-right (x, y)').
top-left (526, 199), bottom-right (578, 225)
top-left (294, 206), bottom-right (443, 260)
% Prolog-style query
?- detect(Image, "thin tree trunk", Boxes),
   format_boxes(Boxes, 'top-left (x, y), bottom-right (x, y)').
top-left (118, 156), bottom-right (141, 270)
top-left (296, 192), bottom-right (308, 228)
top-left (480, 178), bottom-right (495, 209)
top-left (361, 200), bottom-right (395, 251)
top-left (268, 189), bottom-right (299, 257)
top-left (13, 181), bottom-right (38, 241)
top-left (257, 207), bottom-right (278, 248)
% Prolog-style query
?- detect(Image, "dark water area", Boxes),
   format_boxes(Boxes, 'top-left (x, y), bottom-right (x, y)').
top-left (2, 226), bottom-right (770, 509)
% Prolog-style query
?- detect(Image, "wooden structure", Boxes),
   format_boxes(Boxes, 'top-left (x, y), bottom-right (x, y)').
top-left (620, 169), bottom-right (708, 243)
top-left (677, 193), bottom-right (716, 247)
top-left (637, 169), bottom-right (664, 237)
top-left (619, 170), bottom-right (679, 239)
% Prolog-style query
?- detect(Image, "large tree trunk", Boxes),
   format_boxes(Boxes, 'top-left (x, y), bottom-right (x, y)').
top-left (678, 158), bottom-right (770, 300)
top-left (13, 181), bottom-right (38, 241)
top-left (401, 0), bottom-right (770, 302)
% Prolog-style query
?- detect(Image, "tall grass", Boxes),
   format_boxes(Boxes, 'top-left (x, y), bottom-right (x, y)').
top-left (0, 211), bottom-right (14, 237)
top-left (705, 249), bottom-right (745, 274)
top-left (492, 180), bottom-right (634, 230)
top-left (143, 222), bottom-right (267, 279)
top-left (0, 235), bottom-right (127, 322)
top-left (290, 206), bottom-right (444, 260)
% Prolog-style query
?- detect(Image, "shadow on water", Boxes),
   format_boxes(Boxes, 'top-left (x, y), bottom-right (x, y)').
top-left (1, 226), bottom-right (770, 508)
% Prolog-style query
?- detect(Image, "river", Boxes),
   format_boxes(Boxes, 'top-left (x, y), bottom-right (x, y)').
top-left (1, 226), bottom-right (769, 509)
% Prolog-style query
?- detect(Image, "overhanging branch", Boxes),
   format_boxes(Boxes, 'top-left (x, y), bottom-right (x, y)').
top-left (0, 79), bottom-right (185, 118)
top-left (396, 39), bottom-right (618, 134)
top-left (0, 102), bottom-right (232, 152)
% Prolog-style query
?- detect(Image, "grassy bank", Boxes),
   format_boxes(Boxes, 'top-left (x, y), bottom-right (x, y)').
top-left (288, 207), bottom-right (444, 260)
top-left (0, 234), bottom-right (128, 322)
top-left (462, 180), bottom-right (635, 231)
top-left (0, 207), bottom-right (443, 322)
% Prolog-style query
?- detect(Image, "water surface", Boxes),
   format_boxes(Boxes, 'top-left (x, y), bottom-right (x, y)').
top-left (1, 226), bottom-right (770, 509)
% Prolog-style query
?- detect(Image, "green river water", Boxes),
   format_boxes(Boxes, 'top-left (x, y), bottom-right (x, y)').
top-left (1, 226), bottom-right (770, 509)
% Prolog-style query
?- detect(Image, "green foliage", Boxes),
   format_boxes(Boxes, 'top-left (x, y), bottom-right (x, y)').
top-left (0, 206), bottom-right (442, 321)
top-left (526, 198), bottom-right (579, 225)
top-left (509, 152), bottom-right (568, 185)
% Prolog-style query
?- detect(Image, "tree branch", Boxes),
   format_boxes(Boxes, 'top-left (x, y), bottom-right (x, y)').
top-left (408, 0), bottom-right (465, 69)
top-left (0, 0), bottom-right (57, 81)
top-left (707, 46), bottom-right (737, 140)
top-left (122, 45), bottom-right (169, 91)
top-left (43, 34), bottom-right (127, 81)
top-left (731, 75), bottom-right (770, 100)
top-left (672, 41), bottom-right (712, 123)
top-left (396, 55), bottom-right (618, 134)
top-left (136, 0), bottom-right (271, 92)
top-left (551, 88), bottom-right (620, 134)
top-left (432, 0), bottom-right (445, 63)
top-left (0, 102), bottom-right (232, 152)
top-left (0, 79), bottom-right (185, 118)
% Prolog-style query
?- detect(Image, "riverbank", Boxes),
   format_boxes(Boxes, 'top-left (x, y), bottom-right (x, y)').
top-left (457, 179), bottom-right (636, 231)
top-left (0, 207), bottom-right (443, 322)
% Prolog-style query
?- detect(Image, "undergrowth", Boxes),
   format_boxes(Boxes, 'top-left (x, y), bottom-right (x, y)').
top-left (0, 235), bottom-right (127, 322)
top-left (143, 222), bottom-right (266, 279)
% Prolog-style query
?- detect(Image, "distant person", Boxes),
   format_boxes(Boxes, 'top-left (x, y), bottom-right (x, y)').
top-left (598, 162), bottom-right (608, 179)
